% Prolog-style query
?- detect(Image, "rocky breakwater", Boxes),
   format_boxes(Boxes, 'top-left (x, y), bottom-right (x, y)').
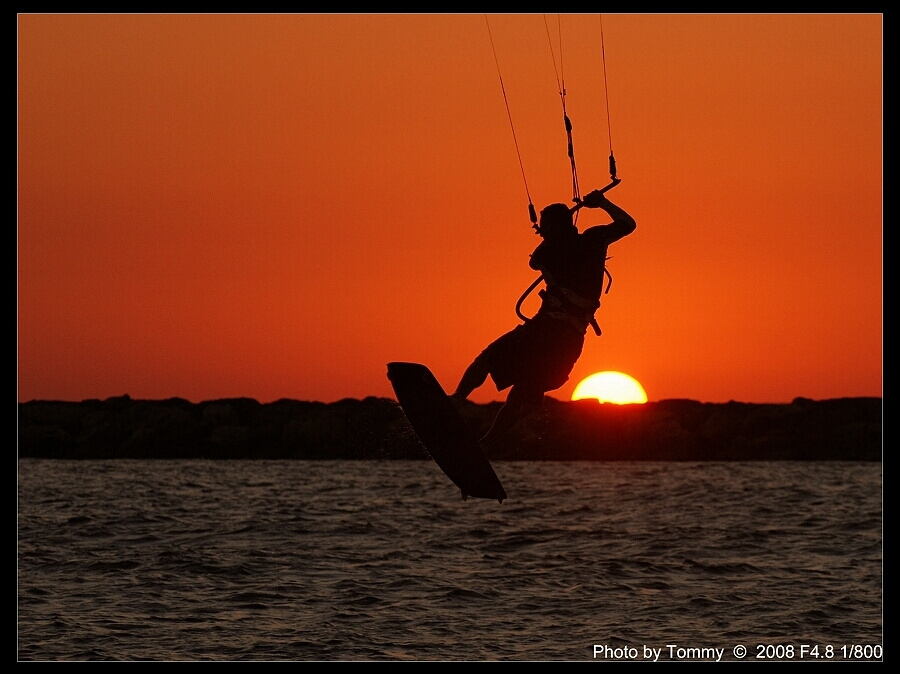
top-left (18, 395), bottom-right (881, 461)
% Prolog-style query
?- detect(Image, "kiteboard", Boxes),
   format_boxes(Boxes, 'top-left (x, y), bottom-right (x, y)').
top-left (387, 362), bottom-right (507, 503)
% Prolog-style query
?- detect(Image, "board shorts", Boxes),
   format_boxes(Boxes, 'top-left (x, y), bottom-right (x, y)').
top-left (477, 312), bottom-right (586, 398)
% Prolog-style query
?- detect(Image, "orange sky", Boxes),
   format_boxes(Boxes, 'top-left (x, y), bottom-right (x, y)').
top-left (17, 14), bottom-right (883, 404)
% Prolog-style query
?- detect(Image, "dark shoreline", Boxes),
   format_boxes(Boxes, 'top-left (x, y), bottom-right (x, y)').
top-left (18, 395), bottom-right (881, 462)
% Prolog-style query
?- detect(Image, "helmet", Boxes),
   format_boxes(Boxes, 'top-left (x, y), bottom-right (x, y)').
top-left (536, 203), bottom-right (576, 238)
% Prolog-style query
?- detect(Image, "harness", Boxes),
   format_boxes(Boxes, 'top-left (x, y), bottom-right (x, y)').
top-left (517, 264), bottom-right (613, 337)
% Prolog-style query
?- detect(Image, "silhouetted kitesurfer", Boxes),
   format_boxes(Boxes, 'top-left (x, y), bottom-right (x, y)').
top-left (451, 188), bottom-right (636, 449)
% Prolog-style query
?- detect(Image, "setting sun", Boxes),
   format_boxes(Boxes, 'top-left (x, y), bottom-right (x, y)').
top-left (572, 371), bottom-right (648, 404)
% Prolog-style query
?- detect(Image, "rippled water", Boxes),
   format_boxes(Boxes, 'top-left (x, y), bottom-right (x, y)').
top-left (18, 459), bottom-right (882, 661)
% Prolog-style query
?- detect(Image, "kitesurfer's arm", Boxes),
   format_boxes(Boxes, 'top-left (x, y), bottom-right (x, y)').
top-left (581, 189), bottom-right (636, 241)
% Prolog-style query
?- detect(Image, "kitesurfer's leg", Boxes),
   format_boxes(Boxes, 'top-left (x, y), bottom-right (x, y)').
top-left (451, 353), bottom-right (490, 402)
top-left (479, 384), bottom-right (538, 448)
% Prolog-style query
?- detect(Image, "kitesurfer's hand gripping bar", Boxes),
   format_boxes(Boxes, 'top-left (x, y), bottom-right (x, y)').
top-left (570, 177), bottom-right (621, 213)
